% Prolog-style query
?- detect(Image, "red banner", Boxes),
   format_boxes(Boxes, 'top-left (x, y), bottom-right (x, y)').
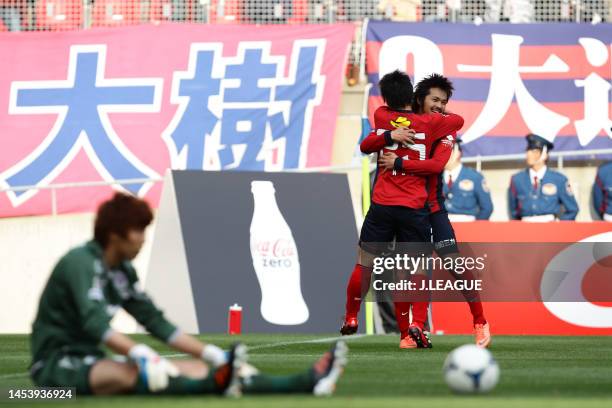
top-left (433, 221), bottom-right (612, 335)
top-left (365, 21), bottom-right (612, 157)
top-left (0, 23), bottom-right (354, 217)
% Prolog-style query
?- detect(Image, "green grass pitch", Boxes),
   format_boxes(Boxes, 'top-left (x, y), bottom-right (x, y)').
top-left (1, 333), bottom-right (611, 407)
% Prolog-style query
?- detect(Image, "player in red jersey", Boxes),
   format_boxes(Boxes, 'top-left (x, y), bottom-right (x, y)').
top-left (378, 74), bottom-right (491, 348)
top-left (340, 70), bottom-right (464, 348)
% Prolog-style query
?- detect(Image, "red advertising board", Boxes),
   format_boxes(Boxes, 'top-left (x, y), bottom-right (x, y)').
top-left (433, 221), bottom-right (612, 335)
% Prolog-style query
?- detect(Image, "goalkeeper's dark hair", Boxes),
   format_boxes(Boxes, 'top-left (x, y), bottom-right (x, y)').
top-left (94, 192), bottom-right (153, 248)
top-left (378, 70), bottom-right (413, 111)
top-left (412, 74), bottom-right (454, 113)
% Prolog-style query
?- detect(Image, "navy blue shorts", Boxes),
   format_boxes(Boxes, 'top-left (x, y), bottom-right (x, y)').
top-left (359, 202), bottom-right (432, 255)
top-left (429, 210), bottom-right (459, 256)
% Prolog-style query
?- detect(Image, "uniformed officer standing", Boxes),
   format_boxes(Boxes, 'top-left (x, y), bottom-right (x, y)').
top-left (443, 138), bottom-right (493, 221)
top-left (593, 161), bottom-right (612, 221)
top-left (508, 134), bottom-right (579, 221)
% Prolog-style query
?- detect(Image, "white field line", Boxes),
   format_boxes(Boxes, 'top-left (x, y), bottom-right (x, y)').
top-left (0, 334), bottom-right (369, 380)
top-left (163, 334), bottom-right (369, 358)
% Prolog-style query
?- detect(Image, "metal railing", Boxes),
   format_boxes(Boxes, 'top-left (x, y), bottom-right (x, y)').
top-left (1, 148), bottom-right (610, 216)
top-left (0, 164), bottom-right (362, 215)
top-left (463, 148), bottom-right (612, 172)
top-left (1, 177), bottom-right (162, 215)
top-left (1, 1), bottom-right (609, 33)
top-left (2, 1), bottom-right (609, 83)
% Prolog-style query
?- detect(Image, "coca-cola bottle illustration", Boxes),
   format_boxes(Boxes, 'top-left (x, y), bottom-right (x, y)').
top-left (249, 180), bottom-right (309, 325)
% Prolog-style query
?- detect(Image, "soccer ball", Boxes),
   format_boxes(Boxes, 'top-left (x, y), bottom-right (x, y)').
top-left (443, 344), bottom-right (499, 394)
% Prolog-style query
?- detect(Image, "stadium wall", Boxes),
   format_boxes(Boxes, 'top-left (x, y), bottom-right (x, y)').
top-left (0, 213), bottom-right (153, 334)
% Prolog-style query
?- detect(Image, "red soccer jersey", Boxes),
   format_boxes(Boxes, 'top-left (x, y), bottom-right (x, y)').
top-left (401, 132), bottom-right (457, 213)
top-left (360, 106), bottom-right (463, 209)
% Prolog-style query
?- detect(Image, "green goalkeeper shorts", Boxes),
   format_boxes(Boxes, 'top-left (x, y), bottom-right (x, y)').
top-left (31, 351), bottom-right (104, 395)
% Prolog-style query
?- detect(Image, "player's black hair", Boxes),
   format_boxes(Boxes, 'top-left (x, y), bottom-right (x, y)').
top-left (412, 74), bottom-right (454, 113)
top-left (94, 192), bottom-right (153, 248)
top-left (378, 70), bottom-right (413, 111)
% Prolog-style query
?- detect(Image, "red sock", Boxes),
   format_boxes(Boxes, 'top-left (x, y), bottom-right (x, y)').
top-left (451, 268), bottom-right (487, 326)
top-left (468, 302), bottom-right (487, 325)
top-left (393, 301), bottom-right (411, 339)
top-left (345, 264), bottom-right (372, 320)
top-left (410, 275), bottom-right (429, 329)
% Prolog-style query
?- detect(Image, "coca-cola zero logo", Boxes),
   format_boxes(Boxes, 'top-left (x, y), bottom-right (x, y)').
top-left (253, 239), bottom-right (295, 268)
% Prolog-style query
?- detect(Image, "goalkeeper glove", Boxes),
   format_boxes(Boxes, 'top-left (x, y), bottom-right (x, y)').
top-left (128, 344), bottom-right (179, 392)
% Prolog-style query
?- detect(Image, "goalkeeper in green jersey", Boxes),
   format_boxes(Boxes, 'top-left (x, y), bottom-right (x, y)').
top-left (30, 192), bottom-right (347, 396)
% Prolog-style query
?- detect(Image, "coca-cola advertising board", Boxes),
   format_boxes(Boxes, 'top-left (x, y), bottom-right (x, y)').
top-left (145, 170), bottom-right (358, 333)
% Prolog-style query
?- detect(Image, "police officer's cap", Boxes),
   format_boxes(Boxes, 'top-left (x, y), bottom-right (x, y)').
top-left (455, 136), bottom-right (463, 152)
top-left (526, 134), bottom-right (554, 151)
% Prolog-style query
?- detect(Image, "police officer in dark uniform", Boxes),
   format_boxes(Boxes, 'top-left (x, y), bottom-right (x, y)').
top-left (443, 138), bottom-right (493, 221)
top-left (508, 134), bottom-right (579, 221)
top-left (593, 161), bottom-right (612, 221)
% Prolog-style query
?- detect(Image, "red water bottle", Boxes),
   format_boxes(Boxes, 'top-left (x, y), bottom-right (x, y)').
top-left (228, 303), bottom-right (242, 335)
